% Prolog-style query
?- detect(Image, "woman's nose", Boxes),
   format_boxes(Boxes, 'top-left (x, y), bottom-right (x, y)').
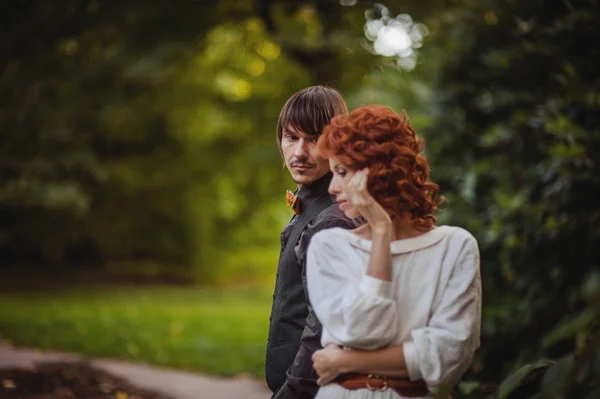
top-left (328, 179), bottom-right (339, 195)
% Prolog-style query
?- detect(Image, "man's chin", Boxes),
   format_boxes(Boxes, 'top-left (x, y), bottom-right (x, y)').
top-left (293, 177), bottom-right (314, 187)
top-left (289, 168), bottom-right (329, 187)
top-left (291, 172), bottom-right (317, 186)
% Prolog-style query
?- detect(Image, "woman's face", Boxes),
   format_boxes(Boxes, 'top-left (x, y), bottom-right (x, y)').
top-left (327, 156), bottom-right (361, 219)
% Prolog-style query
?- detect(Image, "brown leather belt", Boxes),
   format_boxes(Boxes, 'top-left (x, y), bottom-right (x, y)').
top-left (334, 373), bottom-right (429, 397)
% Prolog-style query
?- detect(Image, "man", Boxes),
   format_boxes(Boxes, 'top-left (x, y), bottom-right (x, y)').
top-left (265, 86), bottom-right (359, 398)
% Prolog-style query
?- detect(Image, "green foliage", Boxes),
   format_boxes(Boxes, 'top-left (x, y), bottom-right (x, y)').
top-left (0, 285), bottom-right (272, 377)
top-left (497, 359), bottom-right (554, 399)
top-left (0, 1), bottom-right (374, 280)
top-left (421, 0), bottom-right (600, 395)
top-left (2, 0), bottom-right (599, 395)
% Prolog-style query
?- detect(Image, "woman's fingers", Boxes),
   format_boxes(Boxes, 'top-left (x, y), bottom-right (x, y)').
top-left (316, 370), bottom-right (336, 386)
top-left (358, 168), bottom-right (369, 191)
top-left (312, 346), bottom-right (341, 386)
top-left (347, 168), bottom-right (370, 206)
top-left (350, 168), bottom-right (368, 190)
top-left (317, 375), bottom-right (333, 386)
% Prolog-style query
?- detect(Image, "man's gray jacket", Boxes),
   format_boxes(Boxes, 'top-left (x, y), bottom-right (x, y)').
top-left (265, 172), bottom-right (357, 398)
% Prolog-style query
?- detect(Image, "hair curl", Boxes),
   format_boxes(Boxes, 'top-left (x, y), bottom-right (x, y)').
top-left (318, 105), bottom-right (443, 230)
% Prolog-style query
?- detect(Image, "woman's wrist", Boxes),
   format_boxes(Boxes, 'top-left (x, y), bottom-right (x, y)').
top-left (335, 346), bottom-right (409, 378)
top-left (371, 222), bottom-right (392, 237)
top-left (338, 350), bottom-right (357, 374)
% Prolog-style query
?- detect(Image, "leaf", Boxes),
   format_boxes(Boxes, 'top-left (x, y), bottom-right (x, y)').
top-left (458, 381), bottom-right (481, 395)
top-left (542, 309), bottom-right (595, 349)
top-left (538, 355), bottom-right (575, 398)
top-left (498, 359), bottom-right (554, 399)
top-left (581, 272), bottom-right (600, 301)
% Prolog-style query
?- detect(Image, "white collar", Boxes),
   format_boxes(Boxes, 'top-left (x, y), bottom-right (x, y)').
top-left (330, 225), bottom-right (451, 254)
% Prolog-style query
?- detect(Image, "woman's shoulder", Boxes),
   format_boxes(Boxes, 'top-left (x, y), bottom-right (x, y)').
top-left (309, 227), bottom-right (355, 254)
top-left (310, 227), bottom-right (357, 251)
top-left (439, 225), bottom-right (479, 247)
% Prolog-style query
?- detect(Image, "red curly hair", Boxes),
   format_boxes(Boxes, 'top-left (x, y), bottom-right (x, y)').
top-left (318, 105), bottom-right (443, 230)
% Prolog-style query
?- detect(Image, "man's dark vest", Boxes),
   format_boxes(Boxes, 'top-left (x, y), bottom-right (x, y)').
top-left (265, 194), bottom-right (333, 393)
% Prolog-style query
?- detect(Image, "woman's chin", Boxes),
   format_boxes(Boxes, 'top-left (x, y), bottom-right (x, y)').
top-left (342, 208), bottom-right (360, 219)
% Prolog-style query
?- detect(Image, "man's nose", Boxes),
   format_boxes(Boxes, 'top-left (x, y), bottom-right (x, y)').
top-left (293, 138), bottom-right (308, 158)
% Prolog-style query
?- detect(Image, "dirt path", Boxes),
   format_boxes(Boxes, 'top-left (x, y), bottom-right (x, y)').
top-left (0, 342), bottom-right (271, 399)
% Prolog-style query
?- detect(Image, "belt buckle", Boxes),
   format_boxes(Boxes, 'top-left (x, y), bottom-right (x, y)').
top-left (366, 374), bottom-right (388, 392)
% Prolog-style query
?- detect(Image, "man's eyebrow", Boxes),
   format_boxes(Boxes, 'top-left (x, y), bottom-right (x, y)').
top-left (282, 128), bottom-right (298, 135)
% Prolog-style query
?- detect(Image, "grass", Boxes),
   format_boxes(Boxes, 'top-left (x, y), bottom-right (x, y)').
top-left (0, 284), bottom-right (273, 378)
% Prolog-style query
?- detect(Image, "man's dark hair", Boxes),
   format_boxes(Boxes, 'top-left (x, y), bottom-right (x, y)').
top-left (276, 86), bottom-right (348, 155)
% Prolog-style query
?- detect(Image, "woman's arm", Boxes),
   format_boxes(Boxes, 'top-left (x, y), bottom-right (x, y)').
top-left (402, 235), bottom-right (481, 386)
top-left (306, 169), bottom-right (399, 350)
top-left (306, 233), bottom-right (398, 350)
top-left (340, 345), bottom-right (409, 377)
top-left (366, 226), bottom-right (392, 281)
top-left (348, 168), bottom-right (393, 282)
top-left (312, 344), bottom-right (408, 385)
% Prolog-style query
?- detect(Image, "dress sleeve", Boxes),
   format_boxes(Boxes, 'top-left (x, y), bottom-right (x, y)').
top-left (306, 231), bottom-right (399, 350)
top-left (402, 234), bottom-right (482, 388)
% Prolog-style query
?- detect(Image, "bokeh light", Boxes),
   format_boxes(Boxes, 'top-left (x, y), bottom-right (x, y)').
top-left (363, 4), bottom-right (428, 70)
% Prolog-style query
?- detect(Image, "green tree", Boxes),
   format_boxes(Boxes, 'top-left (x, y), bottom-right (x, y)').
top-left (0, 1), bottom-right (378, 281)
top-left (422, 0), bottom-right (600, 394)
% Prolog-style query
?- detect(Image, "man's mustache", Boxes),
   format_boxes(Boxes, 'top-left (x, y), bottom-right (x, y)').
top-left (290, 160), bottom-right (315, 168)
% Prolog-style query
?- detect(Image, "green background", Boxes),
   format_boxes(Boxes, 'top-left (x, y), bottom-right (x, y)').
top-left (1, 0), bottom-right (598, 397)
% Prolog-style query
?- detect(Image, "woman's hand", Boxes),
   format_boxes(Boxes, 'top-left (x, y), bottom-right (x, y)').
top-left (347, 168), bottom-right (392, 233)
top-left (312, 344), bottom-right (345, 386)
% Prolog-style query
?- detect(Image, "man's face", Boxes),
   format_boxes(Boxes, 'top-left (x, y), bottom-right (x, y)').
top-left (281, 126), bottom-right (330, 188)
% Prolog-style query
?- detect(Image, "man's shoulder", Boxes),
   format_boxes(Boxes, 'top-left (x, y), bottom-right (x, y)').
top-left (309, 201), bottom-right (358, 232)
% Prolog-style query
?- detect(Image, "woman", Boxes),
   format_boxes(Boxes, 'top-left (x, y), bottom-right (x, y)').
top-left (306, 105), bottom-right (481, 398)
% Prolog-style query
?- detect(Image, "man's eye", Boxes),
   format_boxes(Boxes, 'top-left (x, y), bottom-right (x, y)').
top-left (338, 170), bottom-right (346, 177)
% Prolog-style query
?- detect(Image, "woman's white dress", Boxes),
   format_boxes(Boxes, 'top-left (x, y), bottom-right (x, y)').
top-left (306, 225), bottom-right (481, 398)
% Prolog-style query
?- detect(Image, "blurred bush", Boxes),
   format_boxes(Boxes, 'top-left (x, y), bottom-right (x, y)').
top-left (1, 0), bottom-right (598, 394)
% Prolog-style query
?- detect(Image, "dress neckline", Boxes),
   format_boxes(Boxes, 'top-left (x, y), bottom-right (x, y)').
top-left (330, 225), bottom-right (451, 254)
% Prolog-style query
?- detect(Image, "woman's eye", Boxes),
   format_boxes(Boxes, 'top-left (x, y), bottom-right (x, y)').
top-left (338, 170), bottom-right (346, 177)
